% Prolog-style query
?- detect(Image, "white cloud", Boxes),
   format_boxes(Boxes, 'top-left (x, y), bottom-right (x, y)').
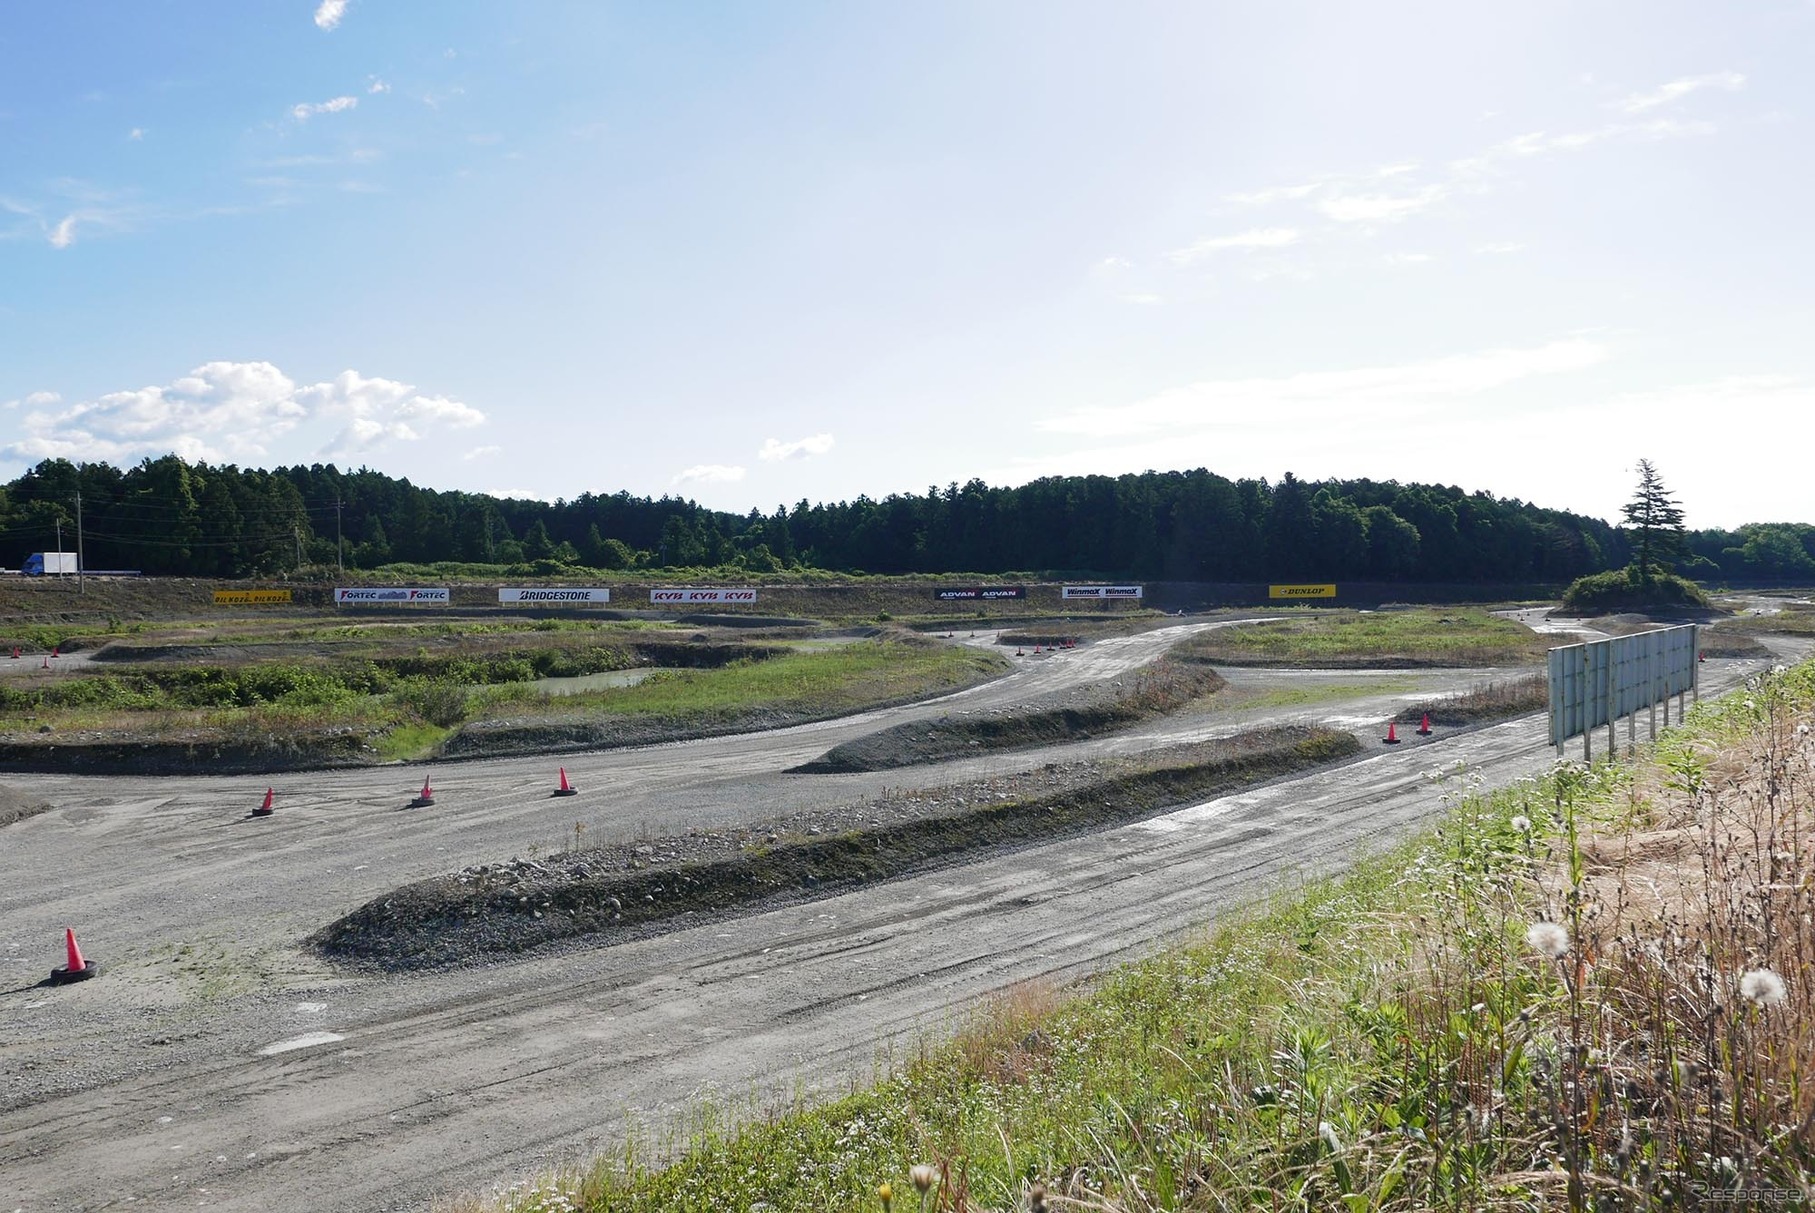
top-left (757, 433), bottom-right (835, 461)
top-left (313, 0), bottom-right (348, 31)
top-left (1097, 255), bottom-right (1133, 270)
top-left (367, 79), bottom-right (390, 95)
top-left (1613, 71), bottom-right (1745, 115)
top-left (1038, 339), bottom-right (1608, 440)
top-left (1, 361), bottom-right (485, 466)
top-left (672, 464), bottom-right (747, 485)
top-left (1476, 241), bottom-right (1526, 254)
top-left (47, 215), bottom-right (76, 249)
top-left (1383, 251), bottom-right (1433, 264)
top-left (1120, 293), bottom-right (1164, 305)
top-left (462, 445), bottom-right (501, 461)
top-left (128, 128), bottom-right (144, 141)
top-left (1224, 182), bottom-right (1321, 206)
top-left (1318, 186), bottom-right (1445, 223)
top-left (486, 487), bottom-right (553, 502)
top-left (291, 96), bottom-right (358, 121)
top-left (1167, 227), bottom-right (1300, 263)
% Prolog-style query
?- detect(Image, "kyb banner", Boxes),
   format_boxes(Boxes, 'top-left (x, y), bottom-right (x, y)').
top-left (932, 585), bottom-right (1027, 601)
top-left (212, 589), bottom-right (292, 605)
top-left (650, 588), bottom-right (759, 604)
top-left (1061, 585), bottom-right (1144, 600)
top-left (335, 587), bottom-right (450, 604)
top-left (1269, 584), bottom-right (1337, 599)
top-left (500, 587), bottom-right (612, 604)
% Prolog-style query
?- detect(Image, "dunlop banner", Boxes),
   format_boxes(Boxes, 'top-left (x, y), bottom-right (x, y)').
top-left (1061, 585), bottom-right (1143, 599)
top-left (649, 588), bottom-right (759, 604)
top-left (335, 587), bottom-right (450, 604)
top-left (213, 589), bottom-right (292, 605)
top-left (1269, 584), bottom-right (1337, 599)
top-left (500, 587), bottom-right (611, 604)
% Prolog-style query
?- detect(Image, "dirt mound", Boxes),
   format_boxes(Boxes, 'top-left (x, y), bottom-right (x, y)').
top-left (312, 725), bottom-right (1361, 970)
top-left (0, 783), bottom-right (52, 828)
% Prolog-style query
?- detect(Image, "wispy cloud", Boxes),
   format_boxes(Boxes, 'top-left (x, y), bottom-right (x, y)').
top-left (2, 362), bottom-right (484, 465)
top-left (367, 79), bottom-right (390, 95)
top-left (1613, 71), bottom-right (1745, 115)
top-left (1039, 339), bottom-right (1608, 439)
top-left (128, 128), bottom-right (144, 141)
top-left (1120, 293), bottom-right (1164, 305)
top-left (757, 433), bottom-right (835, 461)
top-left (1167, 227), bottom-right (1300, 263)
top-left (313, 0), bottom-right (348, 31)
top-left (672, 464), bottom-right (746, 485)
top-left (1224, 182), bottom-right (1321, 206)
top-left (1476, 241), bottom-right (1526, 254)
top-left (291, 95), bottom-right (358, 121)
top-left (1318, 186), bottom-right (1445, 223)
top-left (462, 445), bottom-right (501, 461)
top-left (47, 215), bottom-right (77, 249)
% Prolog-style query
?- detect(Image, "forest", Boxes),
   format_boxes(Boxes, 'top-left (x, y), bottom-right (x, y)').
top-left (2, 455), bottom-right (1811, 584)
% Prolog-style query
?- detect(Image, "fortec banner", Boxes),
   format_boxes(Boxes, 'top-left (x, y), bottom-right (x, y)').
top-left (1269, 584), bottom-right (1338, 599)
top-left (500, 588), bottom-right (611, 604)
top-left (933, 586), bottom-right (1027, 601)
top-left (650, 588), bottom-right (759, 604)
top-left (1062, 585), bottom-right (1144, 600)
top-left (335, 587), bottom-right (450, 604)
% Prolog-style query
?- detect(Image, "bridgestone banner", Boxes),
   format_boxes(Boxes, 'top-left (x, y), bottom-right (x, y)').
top-left (933, 586), bottom-right (1027, 601)
top-left (1269, 584), bottom-right (1337, 599)
top-left (1061, 585), bottom-right (1143, 599)
top-left (649, 588), bottom-right (759, 604)
top-left (213, 589), bottom-right (292, 605)
top-left (335, 587), bottom-right (450, 604)
top-left (500, 587), bottom-right (611, 604)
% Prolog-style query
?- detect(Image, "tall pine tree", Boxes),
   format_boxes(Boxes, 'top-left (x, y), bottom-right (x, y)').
top-left (1621, 458), bottom-right (1686, 588)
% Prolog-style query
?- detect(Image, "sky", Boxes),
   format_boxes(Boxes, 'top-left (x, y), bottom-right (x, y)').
top-left (3, 2), bottom-right (1812, 530)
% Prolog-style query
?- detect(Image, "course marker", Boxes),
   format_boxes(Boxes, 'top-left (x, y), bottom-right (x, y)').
top-left (1416, 713), bottom-right (1433, 737)
top-left (1383, 721), bottom-right (1401, 745)
top-left (49, 928), bottom-right (99, 985)
top-left (409, 776), bottom-right (435, 809)
top-left (252, 787), bottom-right (275, 817)
top-left (552, 767), bottom-right (578, 798)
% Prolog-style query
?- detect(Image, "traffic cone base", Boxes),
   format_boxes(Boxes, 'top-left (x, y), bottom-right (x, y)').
top-left (251, 787), bottom-right (275, 817)
top-left (552, 766), bottom-right (578, 797)
top-left (1416, 713), bottom-right (1433, 736)
top-left (1383, 721), bottom-right (1401, 745)
top-left (49, 928), bottom-right (99, 985)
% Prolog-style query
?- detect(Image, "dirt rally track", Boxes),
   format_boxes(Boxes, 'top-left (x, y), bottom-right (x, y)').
top-left (0, 621), bottom-right (1792, 1212)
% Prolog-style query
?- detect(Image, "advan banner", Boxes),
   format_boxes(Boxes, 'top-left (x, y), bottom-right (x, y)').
top-left (335, 587), bottom-right (450, 604)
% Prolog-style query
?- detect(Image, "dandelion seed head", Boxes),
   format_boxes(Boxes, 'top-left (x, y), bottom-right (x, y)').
top-left (910, 1165), bottom-right (938, 1193)
top-left (1319, 1120), bottom-right (1341, 1152)
top-left (1526, 921), bottom-right (1571, 959)
top-left (1739, 968), bottom-right (1787, 1007)
top-left (1511, 815), bottom-right (1532, 833)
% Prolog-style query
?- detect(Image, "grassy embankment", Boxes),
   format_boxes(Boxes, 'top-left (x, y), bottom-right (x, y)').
top-left (0, 633), bottom-right (1007, 765)
top-left (449, 662), bottom-right (1815, 1213)
top-left (1175, 607), bottom-right (1552, 668)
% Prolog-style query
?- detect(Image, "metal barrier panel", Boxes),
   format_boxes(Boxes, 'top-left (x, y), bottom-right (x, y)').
top-left (1548, 624), bottom-right (1697, 748)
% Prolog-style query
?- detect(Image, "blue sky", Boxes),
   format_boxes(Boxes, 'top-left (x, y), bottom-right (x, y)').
top-left (3, 2), bottom-right (1811, 528)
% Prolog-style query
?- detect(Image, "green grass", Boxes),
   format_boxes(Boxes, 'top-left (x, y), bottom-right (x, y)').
top-left (449, 661), bottom-right (1815, 1213)
top-left (1176, 607), bottom-right (1550, 667)
top-left (1224, 677), bottom-right (1418, 710)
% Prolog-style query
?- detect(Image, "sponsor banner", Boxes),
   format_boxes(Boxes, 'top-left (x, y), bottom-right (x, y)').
top-left (500, 587), bottom-right (612, 604)
top-left (1269, 583), bottom-right (1338, 599)
top-left (335, 587), bottom-right (450, 604)
top-left (213, 589), bottom-right (293, 605)
top-left (932, 585), bottom-right (1027, 601)
top-left (1061, 585), bottom-right (1144, 600)
top-left (649, 587), bottom-right (759, 604)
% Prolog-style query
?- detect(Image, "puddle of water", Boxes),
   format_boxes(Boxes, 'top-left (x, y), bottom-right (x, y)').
top-left (530, 668), bottom-right (677, 696)
top-left (258, 1031), bottom-right (345, 1056)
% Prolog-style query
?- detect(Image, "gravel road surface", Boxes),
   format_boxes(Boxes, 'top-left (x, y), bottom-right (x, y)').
top-left (1, 620), bottom-right (1790, 1212)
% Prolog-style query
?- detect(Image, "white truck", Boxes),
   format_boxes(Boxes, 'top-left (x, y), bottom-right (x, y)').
top-left (22, 552), bottom-right (78, 575)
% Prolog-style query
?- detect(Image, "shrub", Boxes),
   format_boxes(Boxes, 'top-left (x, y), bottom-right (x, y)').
top-left (1560, 566), bottom-right (1710, 613)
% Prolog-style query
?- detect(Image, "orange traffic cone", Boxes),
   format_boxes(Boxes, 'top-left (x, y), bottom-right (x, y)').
top-left (10, 647), bottom-right (18, 659)
top-left (1383, 720), bottom-right (1401, 745)
top-left (252, 787), bottom-right (275, 817)
top-left (51, 645), bottom-right (60, 658)
top-left (50, 927), bottom-right (99, 984)
top-left (552, 766), bottom-right (578, 797)
top-left (1015, 648), bottom-right (1024, 656)
top-left (409, 776), bottom-right (435, 808)
top-left (1416, 713), bottom-right (1432, 736)
top-left (1698, 650), bottom-right (1706, 663)
top-left (41, 655), bottom-right (51, 669)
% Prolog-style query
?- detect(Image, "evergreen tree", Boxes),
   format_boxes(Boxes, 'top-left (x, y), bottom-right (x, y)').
top-left (1621, 459), bottom-right (1686, 587)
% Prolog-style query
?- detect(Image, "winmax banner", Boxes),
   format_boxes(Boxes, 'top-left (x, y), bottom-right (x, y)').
top-left (213, 589), bottom-right (292, 605)
top-left (933, 586), bottom-right (1027, 601)
top-left (1269, 584), bottom-right (1337, 599)
top-left (500, 587), bottom-right (612, 604)
top-left (649, 588), bottom-right (759, 604)
top-left (1061, 585), bottom-right (1143, 599)
top-left (335, 587), bottom-right (450, 604)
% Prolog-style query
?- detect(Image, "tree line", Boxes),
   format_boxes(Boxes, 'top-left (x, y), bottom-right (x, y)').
top-left (0, 455), bottom-right (1808, 584)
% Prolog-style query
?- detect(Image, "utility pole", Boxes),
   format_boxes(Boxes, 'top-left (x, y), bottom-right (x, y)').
top-left (294, 523), bottom-right (304, 568)
top-left (76, 489), bottom-right (85, 594)
top-left (336, 498), bottom-right (344, 573)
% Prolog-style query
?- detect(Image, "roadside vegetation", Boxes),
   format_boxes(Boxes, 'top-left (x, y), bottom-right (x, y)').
top-left (447, 661), bottom-right (1814, 1213)
top-left (1170, 607), bottom-right (1551, 668)
top-left (1397, 673), bottom-right (1550, 727)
